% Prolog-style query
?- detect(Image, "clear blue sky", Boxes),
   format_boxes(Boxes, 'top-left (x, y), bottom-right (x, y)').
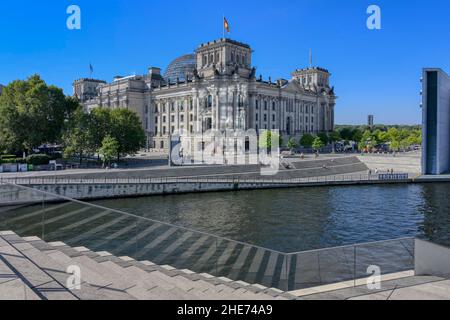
top-left (1, 0), bottom-right (449, 125)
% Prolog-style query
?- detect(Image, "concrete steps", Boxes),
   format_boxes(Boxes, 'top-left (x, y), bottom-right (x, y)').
top-left (0, 230), bottom-right (295, 300)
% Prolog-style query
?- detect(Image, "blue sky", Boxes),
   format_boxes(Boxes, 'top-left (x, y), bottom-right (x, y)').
top-left (0, 0), bottom-right (449, 125)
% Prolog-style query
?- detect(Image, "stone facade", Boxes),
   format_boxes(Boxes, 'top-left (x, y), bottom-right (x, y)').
top-left (73, 38), bottom-right (337, 152)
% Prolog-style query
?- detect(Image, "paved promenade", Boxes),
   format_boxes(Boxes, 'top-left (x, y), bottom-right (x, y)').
top-left (0, 155), bottom-right (367, 180)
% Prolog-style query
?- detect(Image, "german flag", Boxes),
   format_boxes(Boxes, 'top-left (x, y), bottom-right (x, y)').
top-left (224, 17), bottom-right (230, 33)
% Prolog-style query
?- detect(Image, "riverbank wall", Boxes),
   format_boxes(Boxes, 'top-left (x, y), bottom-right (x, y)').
top-left (0, 176), bottom-right (416, 204)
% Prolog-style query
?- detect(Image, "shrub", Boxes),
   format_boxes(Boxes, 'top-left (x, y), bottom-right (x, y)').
top-left (0, 155), bottom-right (17, 160)
top-left (0, 158), bottom-right (23, 164)
top-left (26, 154), bottom-right (51, 165)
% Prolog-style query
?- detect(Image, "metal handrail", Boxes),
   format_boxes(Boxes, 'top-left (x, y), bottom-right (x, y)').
top-left (0, 173), bottom-right (411, 186)
top-left (286, 236), bottom-right (415, 256)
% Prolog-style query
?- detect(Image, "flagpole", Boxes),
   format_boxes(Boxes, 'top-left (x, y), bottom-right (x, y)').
top-left (222, 15), bottom-right (225, 39)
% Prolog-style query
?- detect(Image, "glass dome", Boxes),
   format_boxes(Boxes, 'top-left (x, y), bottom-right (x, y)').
top-left (163, 54), bottom-right (196, 83)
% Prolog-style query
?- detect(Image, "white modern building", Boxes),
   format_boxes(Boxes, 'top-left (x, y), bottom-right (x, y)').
top-left (73, 38), bottom-right (337, 152)
top-left (421, 68), bottom-right (450, 175)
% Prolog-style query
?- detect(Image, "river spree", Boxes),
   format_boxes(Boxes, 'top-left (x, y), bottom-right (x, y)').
top-left (92, 183), bottom-right (450, 252)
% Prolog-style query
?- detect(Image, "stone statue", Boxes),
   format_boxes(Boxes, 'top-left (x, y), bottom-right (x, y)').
top-left (249, 67), bottom-right (256, 79)
top-left (193, 68), bottom-right (200, 80)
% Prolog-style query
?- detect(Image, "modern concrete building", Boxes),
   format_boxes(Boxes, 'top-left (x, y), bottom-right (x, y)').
top-left (73, 38), bottom-right (337, 152)
top-left (421, 68), bottom-right (450, 175)
top-left (367, 115), bottom-right (374, 127)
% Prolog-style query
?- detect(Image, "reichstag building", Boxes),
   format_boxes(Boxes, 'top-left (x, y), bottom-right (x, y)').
top-left (73, 38), bottom-right (337, 152)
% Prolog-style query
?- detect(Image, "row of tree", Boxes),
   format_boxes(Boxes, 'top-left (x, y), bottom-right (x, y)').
top-left (260, 126), bottom-right (422, 154)
top-left (0, 75), bottom-right (146, 165)
top-left (63, 107), bottom-right (146, 165)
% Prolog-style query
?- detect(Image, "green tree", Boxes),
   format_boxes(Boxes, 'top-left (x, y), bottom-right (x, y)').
top-left (287, 138), bottom-right (298, 151)
top-left (89, 107), bottom-right (114, 154)
top-left (0, 75), bottom-right (78, 155)
top-left (377, 131), bottom-right (390, 144)
top-left (62, 108), bottom-right (95, 164)
top-left (312, 137), bottom-right (325, 151)
top-left (109, 109), bottom-right (146, 162)
top-left (352, 129), bottom-right (363, 143)
top-left (300, 134), bottom-right (315, 148)
top-left (99, 135), bottom-right (119, 167)
top-left (390, 140), bottom-right (400, 151)
top-left (387, 127), bottom-right (400, 142)
top-left (339, 127), bottom-right (353, 141)
top-left (361, 130), bottom-right (378, 148)
top-left (317, 132), bottom-right (329, 145)
top-left (259, 130), bottom-right (281, 150)
top-left (328, 131), bottom-right (341, 143)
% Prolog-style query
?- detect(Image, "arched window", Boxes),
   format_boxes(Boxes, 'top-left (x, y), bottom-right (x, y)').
top-left (231, 52), bottom-right (235, 62)
top-left (215, 52), bottom-right (220, 63)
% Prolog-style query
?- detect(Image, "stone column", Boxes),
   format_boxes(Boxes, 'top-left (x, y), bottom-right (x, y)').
top-left (215, 91), bottom-right (220, 130)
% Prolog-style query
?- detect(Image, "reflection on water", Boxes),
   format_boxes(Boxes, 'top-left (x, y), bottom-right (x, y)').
top-left (92, 183), bottom-right (450, 252)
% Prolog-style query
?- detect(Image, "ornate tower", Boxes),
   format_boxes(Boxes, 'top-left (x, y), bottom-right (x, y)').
top-left (195, 38), bottom-right (253, 78)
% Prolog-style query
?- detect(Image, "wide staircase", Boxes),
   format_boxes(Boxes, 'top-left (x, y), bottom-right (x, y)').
top-left (0, 230), bottom-right (295, 300)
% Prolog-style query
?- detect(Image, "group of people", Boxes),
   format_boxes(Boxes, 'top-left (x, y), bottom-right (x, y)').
top-left (368, 168), bottom-right (395, 175)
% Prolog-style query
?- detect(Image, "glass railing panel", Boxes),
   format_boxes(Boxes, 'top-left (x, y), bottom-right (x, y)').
top-left (355, 238), bottom-right (414, 281)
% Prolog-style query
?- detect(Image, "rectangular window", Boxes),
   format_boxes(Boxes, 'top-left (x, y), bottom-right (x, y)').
top-left (264, 114), bottom-right (267, 122)
top-left (272, 114), bottom-right (275, 121)
top-left (426, 71), bottom-right (438, 174)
